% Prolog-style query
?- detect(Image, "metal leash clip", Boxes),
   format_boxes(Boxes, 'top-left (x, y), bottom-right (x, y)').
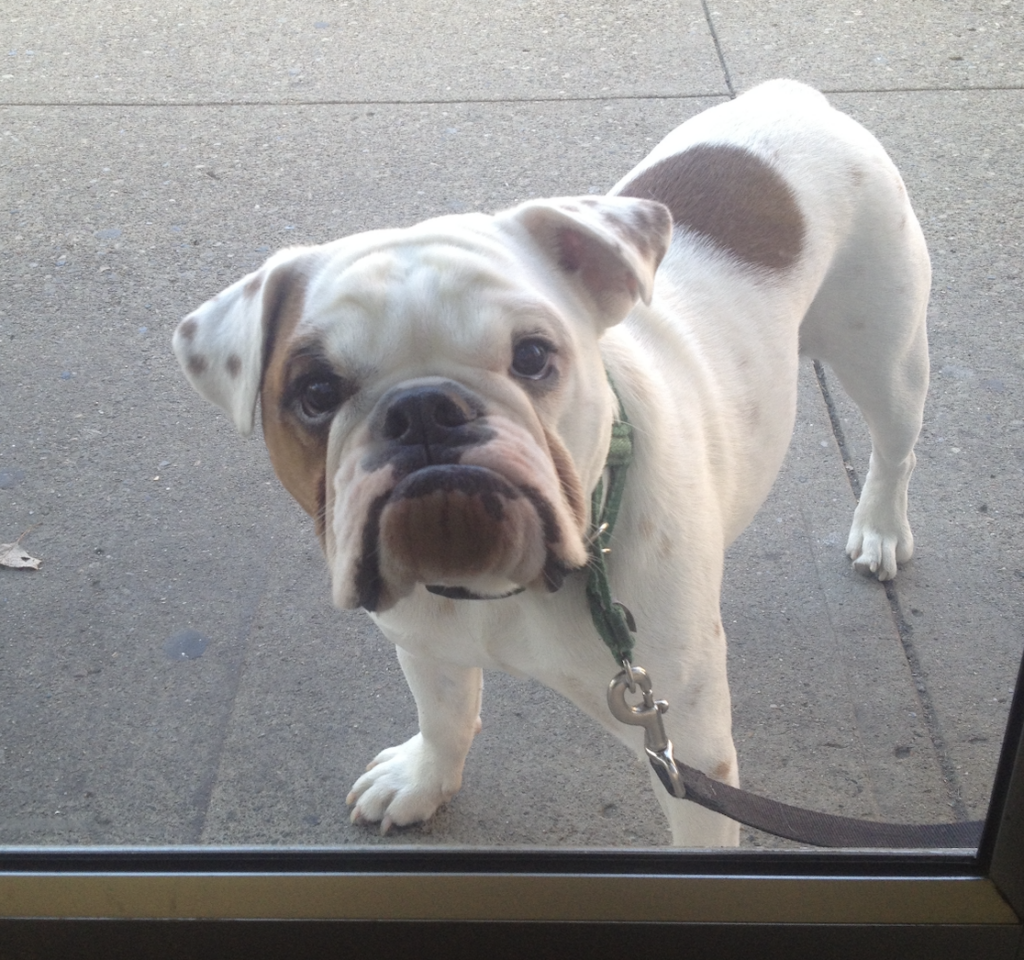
top-left (607, 662), bottom-right (686, 800)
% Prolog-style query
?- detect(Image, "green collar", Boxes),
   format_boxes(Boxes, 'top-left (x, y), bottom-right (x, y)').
top-left (585, 381), bottom-right (637, 667)
top-left (429, 379), bottom-right (637, 663)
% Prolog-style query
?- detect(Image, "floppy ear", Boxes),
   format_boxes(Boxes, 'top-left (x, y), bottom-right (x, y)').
top-left (172, 248), bottom-right (315, 436)
top-left (502, 195), bottom-right (672, 325)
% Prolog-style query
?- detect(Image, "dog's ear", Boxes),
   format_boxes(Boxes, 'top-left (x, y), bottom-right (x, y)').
top-left (502, 196), bottom-right (672, 325)
top-left (172, 248), bottom-right (316, 436)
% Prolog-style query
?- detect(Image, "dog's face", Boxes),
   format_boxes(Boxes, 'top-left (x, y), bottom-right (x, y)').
top-left (174, 197), bottom-right (671, 612)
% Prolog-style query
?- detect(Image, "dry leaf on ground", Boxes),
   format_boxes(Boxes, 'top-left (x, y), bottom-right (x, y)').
top-left (0, 536), bottom-right (41, 570)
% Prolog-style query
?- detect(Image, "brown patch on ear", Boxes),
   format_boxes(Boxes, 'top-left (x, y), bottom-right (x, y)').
top-left (543, 426), bottom-right (587, 532)
top-left (555, 226), bottom-right (641, 316)
top-left (177, 317), bottom-right (198, 342)
top-left (556, 227), bottom-right (585, 273)
top-left (556, 225), bottom-right (643, 304)
top-left (579, 196), bottom-right (671, 282)
top-left (617, 144), bottom-right (804, 270)
top-left (258, 267), bottom-right (328, 519)
top-left (243, 270), bottom-right (265, 299)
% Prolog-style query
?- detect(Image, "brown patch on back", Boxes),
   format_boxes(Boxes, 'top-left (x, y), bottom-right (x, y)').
top-left (258, 265), bottom-right (329, 521)
top-left (617, 144), bottom-right (804, 270)
top-left (226, 353), bottom-right (242, 378)
top-left (186, 353), bottom-right (208, 376)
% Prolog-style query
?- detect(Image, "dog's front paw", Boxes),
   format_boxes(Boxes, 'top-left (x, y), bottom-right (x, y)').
top-left (346, 733), bottom-right (462, 834)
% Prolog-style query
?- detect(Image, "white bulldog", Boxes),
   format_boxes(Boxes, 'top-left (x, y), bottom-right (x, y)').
top-left (173, 80), bottom-right (929, 846)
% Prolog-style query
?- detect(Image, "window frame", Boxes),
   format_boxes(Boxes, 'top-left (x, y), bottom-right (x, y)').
top-left (1, 654), bottom-right (1021, 956)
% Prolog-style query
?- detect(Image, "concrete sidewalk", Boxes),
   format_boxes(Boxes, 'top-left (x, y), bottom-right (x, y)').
top-left (1, 0), bottom-right (1021, 848)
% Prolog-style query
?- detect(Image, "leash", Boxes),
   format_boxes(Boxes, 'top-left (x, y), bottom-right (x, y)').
top-left (590, 382), bottom-right (984, 848)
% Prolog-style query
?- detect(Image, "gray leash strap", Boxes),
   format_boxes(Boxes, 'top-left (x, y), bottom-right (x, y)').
top-left (608, 667), bottom-right (984, 849)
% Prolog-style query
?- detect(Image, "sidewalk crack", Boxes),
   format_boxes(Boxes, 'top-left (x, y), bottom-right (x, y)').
top-left (813, 358), bottom-right (970, 823)
top-left (700, 0), bottom-right (735, 99)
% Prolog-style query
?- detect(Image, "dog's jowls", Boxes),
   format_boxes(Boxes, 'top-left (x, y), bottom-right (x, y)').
top-left (174, 80), bottom-right (929, 846)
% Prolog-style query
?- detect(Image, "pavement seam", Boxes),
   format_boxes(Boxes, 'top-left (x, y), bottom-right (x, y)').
top-left (813, 360), bottom-right (862, 499)
top-left (0, 94), bottom-right (730, 108)
top-left (700, 0), bottom-right (736, 98)
top-left (3, 86), bottom-right (1022, 110)
top-left (186, 582), bottom-right (269, 843)
top-left (812, 360), bottom-right (971, 823)
top-left (882, 580), bottom-right (971, 822)
top-left (795, 496), bottom-right (887, 821)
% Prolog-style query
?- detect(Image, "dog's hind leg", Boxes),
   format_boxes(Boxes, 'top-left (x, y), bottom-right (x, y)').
top-left (799, 177), bottom-right (931, 580)
top-left (837, 325), bottom-right (928, 582)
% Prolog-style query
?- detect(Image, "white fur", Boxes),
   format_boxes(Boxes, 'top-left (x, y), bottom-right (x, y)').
top-left (174, 80), bottom-right (929, 846)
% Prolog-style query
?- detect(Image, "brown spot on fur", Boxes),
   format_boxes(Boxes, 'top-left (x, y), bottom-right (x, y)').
top-left (243, 270), bottom-right (265, 299)
top-left (258, 264), bottom-right (329, 520)
top-left (556, 228), bottom-right (585, 274)
top-left (226, 353), bottom-right (242, 378)
top-left (187, 353), bottom-right (208, 376)
top-left (576, 197), bottom-right (672, 297)
top-left (438, 597), bottom-right (458, 618)
top-left (313, 470), bottom-right (327, 545)
top-left (605, 200), bottom-right (671, 270)
top-left (713, 760), bottom-right (732, 781)
top-left (178, 317), bottom-right (198, 342)
top-left (617, 144), bottom-right (804, 270)
top-left (543, 426), bottom-right (587, 532)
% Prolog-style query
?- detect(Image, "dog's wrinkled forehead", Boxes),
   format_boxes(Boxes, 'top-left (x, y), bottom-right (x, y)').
top-left (303, 229), bottom-right (560, 377)
top-left (174, 195), bottom-right (670, 439)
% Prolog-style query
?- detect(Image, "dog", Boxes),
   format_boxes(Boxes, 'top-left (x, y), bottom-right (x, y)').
top-left (173, 80), bottom-right (929, 846)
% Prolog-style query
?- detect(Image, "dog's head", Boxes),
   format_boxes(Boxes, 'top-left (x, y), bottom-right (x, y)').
top-left (173, 196), bottom-right (671, 612)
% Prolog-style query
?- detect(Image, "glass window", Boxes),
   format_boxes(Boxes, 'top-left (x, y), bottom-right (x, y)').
top-left (1, 1), bottom-right (1022, 954)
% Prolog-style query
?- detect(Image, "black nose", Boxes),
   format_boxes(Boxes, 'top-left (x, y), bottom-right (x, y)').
top-left (381, 385), bottom-right (481, 447)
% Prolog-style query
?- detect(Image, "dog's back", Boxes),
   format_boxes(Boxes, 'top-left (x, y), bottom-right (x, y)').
top-left (609, 80), bottom-right (929, 572)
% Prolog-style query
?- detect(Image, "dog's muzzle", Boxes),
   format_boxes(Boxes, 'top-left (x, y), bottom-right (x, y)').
top-left (347, 380), bottom-right (562, 612)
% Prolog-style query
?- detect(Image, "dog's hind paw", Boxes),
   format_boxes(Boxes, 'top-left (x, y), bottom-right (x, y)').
top-left (845, 518), bottom-right (913, 581)
top-left (844, 452), bottom-right (917, 581)
top-left (346, 733), bottom-right (461, 833)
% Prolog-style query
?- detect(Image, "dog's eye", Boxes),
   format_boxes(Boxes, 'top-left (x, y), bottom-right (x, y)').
top-left (298, 376), bottom-right (347, 422)
top-left (511, 337), bottom-right (554, 380)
